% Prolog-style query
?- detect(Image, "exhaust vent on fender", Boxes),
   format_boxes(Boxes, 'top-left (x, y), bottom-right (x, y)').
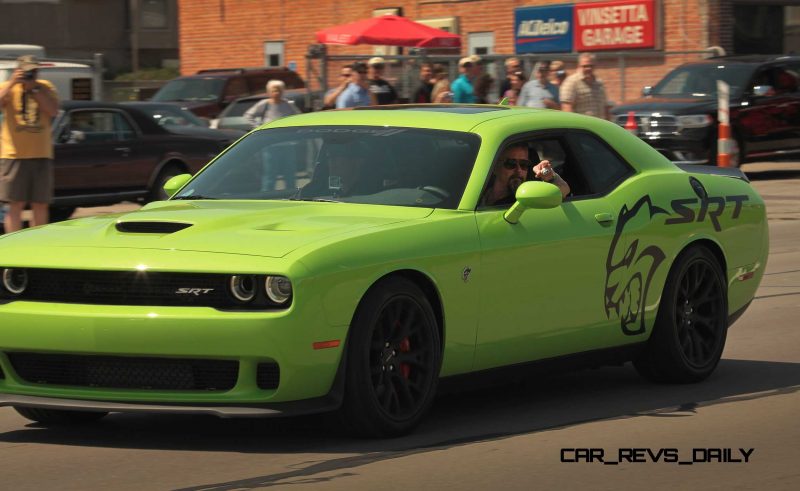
top-left (115, 221), bottom-right (193, 234)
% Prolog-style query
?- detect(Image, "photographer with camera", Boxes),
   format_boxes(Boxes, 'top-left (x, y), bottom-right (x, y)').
top-left (0, 55), bottom-right (59, 233)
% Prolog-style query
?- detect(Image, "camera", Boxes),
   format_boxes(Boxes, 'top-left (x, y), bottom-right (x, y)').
top-left (22, 70), bottom-right (36, 81)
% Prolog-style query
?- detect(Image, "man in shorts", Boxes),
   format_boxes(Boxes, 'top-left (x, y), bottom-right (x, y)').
top-left (0, 55), bottom-right (59, 233)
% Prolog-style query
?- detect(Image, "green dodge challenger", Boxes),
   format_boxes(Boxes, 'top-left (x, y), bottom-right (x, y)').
top-left (0, 105), bottom-right (768, 436)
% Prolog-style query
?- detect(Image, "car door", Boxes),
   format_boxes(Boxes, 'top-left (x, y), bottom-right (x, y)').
top-left (738, 64), bottom-right (799, 155)
top-left (53, 109), bottom-right (134, 195)
top-left (473, 131), bottom-right (636, 371)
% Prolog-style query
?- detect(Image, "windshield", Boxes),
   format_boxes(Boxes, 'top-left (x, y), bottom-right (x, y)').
top-left (174, 126), bottom-right (481, 209)
top-left (137, 105), bottom-right (206, 127)
top-left (652, 63), bottom-right (756, 98)
top-left (152, 78), bottom-right (225, 102)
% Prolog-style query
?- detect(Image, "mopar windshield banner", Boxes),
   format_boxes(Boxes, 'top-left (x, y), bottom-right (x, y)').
top-left (515, 4), bottom-right (574, 54)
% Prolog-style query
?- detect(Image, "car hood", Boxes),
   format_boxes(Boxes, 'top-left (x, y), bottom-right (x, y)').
top-left (612, 97), bottom-right (720, 115)
top-left (0, 200), bottom-right (434, 259)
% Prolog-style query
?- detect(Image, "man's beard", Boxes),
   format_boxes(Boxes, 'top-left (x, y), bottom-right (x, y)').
top-left (508, 176), bottom-right (524, 193)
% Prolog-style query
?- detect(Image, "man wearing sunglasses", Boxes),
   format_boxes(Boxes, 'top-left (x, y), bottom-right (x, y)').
top-left (483, 143), bottom-right (570, 206)
top-left (323, 65), bottom-right (353, 109)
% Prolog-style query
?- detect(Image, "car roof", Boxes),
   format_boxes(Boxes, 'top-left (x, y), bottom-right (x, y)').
top-left (693, 54), bottom-right (800, 65)
top-left (267, 104), bottom-right (598, 133)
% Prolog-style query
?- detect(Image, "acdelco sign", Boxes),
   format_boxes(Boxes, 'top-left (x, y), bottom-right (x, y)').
top-left (515, 4), bottom-right (574, 54)
top-left (574, 0), bottom-right (656, 51)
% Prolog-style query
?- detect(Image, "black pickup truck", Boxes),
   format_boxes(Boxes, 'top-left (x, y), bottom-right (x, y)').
top-left (611, 55), bottom-right (800, 167)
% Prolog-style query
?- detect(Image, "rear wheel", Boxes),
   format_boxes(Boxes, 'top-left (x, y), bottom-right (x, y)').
top-left (14, 406), bottom-right (108, 425)
top-left (338, 277), bottom-right (441, 437)
top-left (48, 206), bottom-right (76, 223)
top-left (634, 246), bottom-right (728, 383)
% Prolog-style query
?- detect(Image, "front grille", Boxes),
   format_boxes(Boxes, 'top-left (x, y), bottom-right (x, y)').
top-left (0, 268), bottom-right (251, 309)
top-left (7, 352), bottom-right (238, 391)
top-left (256, 362), bottom-right (280, 390)
top-left (115, 221), bottom-right (193, 234)
top-left (615, 113), bottom-right (679, 135)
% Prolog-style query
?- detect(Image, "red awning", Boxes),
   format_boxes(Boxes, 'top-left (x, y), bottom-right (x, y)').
top-left (315, 15), bottom-right (461, 48)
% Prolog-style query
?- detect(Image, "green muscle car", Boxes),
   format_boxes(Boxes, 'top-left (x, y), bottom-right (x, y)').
top-left (0, 105), bottom-right (768, 437)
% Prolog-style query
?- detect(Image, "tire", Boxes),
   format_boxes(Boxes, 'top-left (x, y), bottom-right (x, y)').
top-left (148, 163), bottom-right (185, 202)
top-left (337, 276), bottom-right (441, 437)
top-left (634, 245), bottom-right (728, 383)
top-left (48, 206), bottom-right (76, 223)
top-left (14, 406), bottom-right (108, 425)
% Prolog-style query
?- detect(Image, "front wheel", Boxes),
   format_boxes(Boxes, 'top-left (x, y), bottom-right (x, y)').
top-left (634, 246), bottom-right (728, 383)
top-left (14, 406), bottom-right (108, 425)
top-left (338, 277), bottom-right (441, 437)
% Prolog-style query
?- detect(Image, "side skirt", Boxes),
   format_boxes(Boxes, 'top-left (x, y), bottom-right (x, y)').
top-left (439, 342), bottom-right (647, 394)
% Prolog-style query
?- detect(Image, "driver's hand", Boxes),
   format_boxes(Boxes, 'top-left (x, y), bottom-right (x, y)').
top-left (11, 69), bottom-right (25, 85)
top-left (533, 160), bottom-right (554, 181)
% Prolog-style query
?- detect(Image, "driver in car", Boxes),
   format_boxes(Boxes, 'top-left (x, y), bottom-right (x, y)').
top-left (483, 143), bottom-right (570, 206)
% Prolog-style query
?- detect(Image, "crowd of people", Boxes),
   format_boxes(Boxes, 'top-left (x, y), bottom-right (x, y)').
top-left (321, 52), bottom-right (610, 120)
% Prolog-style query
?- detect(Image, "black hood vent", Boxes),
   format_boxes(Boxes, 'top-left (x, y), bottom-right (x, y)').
top-left (115, 221), bottom-right (193, 234)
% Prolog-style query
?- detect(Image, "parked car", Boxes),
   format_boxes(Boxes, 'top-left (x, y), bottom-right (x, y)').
top-left (122, 101), bottom-right (246, 141)
top-left (151, 67), bottom-right (306, 119)
top-left (0, 105), bottom-right (767, 436)
top-left (611, 55), bottom-right (800, 167)
top-left (46, 101), bottom-right (230, 221)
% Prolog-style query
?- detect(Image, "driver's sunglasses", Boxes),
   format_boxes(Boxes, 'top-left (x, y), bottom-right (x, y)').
top-left (502, 158), bottom-right (533, 170)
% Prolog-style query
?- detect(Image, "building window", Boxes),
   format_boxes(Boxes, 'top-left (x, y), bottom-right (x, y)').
top-left (264, 41), bottom-right (284, 68)
top-left (141, 0), bottom-right (168, 29)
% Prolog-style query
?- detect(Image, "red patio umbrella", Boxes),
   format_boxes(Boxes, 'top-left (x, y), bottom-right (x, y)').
top-left (315, 15), bottom-right (461, 48)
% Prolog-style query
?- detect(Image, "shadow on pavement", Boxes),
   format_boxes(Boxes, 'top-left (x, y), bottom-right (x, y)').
top-left (0, 359), bottom-right (797, 458)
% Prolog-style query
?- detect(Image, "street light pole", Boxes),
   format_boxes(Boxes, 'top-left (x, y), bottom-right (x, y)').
top-left (130, 0), bottom-right (140, 72)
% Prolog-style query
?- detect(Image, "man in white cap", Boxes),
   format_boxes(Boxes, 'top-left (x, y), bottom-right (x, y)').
top-left (367, 57), bottom-right (397, 105)
top-left (518, 60), bottom-right (560, 109)
top-left (451, 55), bottom-right (482, 104)
top-left (0, 55), bottom-right (59, 233)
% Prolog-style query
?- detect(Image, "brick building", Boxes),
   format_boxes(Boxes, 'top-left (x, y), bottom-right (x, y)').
top-left (178, 0), bottom-right (800, 104)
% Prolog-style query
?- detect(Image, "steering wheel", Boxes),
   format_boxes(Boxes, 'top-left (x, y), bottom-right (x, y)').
top-left (418, 186), bottom-right (450, 200)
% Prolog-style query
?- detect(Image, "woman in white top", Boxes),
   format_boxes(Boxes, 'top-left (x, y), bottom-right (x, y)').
top-left (243, 80), bottom-right (300, 191)
top-left (243, 79), bottom-right (299, 128)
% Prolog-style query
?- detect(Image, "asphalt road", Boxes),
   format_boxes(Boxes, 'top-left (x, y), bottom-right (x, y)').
top-left (1, 162), bottom-right (799, 490)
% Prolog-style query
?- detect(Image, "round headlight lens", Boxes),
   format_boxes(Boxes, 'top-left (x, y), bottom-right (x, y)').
top-left (2, 268), bottom-right (28, 295)
top-left (265, 276), bottom-right (292, 304)
top-left (229, 275), bottom-right (257, 302)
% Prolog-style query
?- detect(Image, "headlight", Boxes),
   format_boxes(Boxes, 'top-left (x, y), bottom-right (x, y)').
top-left (229, 275), bottom-right (257, 302)
top-left (265, 275), bottom-right (292, 304)
top-left (677, 114), bottom-right (713, 129)
top-left (2, 268), bottom-right (28, 295)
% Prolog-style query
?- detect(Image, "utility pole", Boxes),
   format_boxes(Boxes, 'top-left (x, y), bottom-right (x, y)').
top-left (130, 0), bottom-right (140, 72)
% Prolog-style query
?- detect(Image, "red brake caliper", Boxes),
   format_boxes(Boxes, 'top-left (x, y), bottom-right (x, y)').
top-left (399, 337), bottom-right (411, 379)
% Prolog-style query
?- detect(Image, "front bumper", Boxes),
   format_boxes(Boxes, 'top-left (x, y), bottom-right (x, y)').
top-left (637, 128), bottom-right (714, 164)
top-left (0, 301), bottom-right (346, 410)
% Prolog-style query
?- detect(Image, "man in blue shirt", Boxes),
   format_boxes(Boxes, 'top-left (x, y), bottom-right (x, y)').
top-left (451, 55), bottom-right (482, 104)
top-left (336, 62), bottom-right (376, 109)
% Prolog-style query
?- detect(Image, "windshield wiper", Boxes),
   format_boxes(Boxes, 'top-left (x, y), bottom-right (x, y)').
top-left (288, 197), bottom-right (342, 203)
top-left (172, 195), bottom-right (218, 200)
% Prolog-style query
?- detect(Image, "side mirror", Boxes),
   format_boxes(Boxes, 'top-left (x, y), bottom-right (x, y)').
top-left (163, 173), bottom-right (192, 198)
top-left (503, 181), bottom-right (563, 224)
top-left (752, 85), bottom-right (774, 98)
top-left (642, 86), bottom-right (653, 97)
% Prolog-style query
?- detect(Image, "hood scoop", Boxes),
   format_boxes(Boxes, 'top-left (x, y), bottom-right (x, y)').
top-left (115, 221), bottom-right (193, 234)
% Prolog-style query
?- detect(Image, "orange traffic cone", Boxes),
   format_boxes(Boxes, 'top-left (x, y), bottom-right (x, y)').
top-left (625, 111), bottom-right (638, 135)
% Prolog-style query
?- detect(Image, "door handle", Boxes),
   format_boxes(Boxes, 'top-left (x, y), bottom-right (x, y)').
top-left (595, 212), bottom-right (614, 224)
top-left (114, 147), bottom-right (131, 153)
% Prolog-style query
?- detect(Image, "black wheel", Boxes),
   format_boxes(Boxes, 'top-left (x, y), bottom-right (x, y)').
top-left (338, 276), bottom-right (441, 437)
top-left (48, 206), bottom-right (76, 223)
top-left (148, 164), bottom-right (185, 202)
top-left (14, 406), bottom-right (108, 425)
top-left (634, 246), bottom-right (728, 383)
